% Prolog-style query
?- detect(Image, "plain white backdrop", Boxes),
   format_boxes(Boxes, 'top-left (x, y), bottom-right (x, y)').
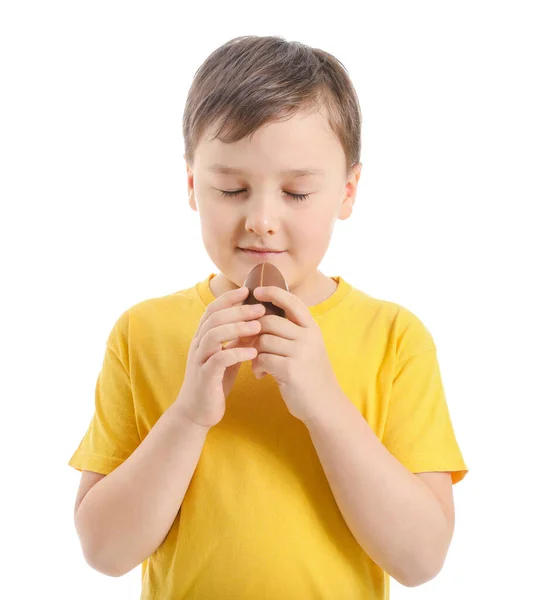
top-left (1, 1), bottom-right (539, 598)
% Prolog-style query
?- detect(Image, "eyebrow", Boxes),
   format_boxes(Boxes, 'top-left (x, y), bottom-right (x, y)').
top-left (208, 163), bottom-right (325, 178)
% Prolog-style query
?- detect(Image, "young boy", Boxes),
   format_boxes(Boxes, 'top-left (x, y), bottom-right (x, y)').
top-left (69, 35), bottom-right (468, 599)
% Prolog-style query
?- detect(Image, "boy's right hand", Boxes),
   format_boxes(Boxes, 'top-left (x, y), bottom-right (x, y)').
top-left (174, 286), bottom-right (266, 429)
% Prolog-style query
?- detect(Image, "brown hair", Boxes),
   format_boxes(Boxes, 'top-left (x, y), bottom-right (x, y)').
top-left (182, 35), bottom-right (362, 179)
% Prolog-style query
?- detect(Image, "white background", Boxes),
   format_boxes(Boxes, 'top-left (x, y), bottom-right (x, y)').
top-left (1, 1), bottom-right (539, 598)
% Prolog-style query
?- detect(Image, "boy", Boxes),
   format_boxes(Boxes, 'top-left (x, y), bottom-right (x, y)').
top-left (69, 35), bottom-right (468, 599)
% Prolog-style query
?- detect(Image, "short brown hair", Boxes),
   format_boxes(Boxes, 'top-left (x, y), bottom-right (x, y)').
top-left (182, 35), bottom-right (362, 179)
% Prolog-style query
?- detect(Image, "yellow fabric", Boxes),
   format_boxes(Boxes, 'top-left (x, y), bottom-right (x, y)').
top-left (69, 273), bottom-right (468, 599)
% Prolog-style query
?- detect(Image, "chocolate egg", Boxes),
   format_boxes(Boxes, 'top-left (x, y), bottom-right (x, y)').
top-left (242, 263), bottom-right (289, 318)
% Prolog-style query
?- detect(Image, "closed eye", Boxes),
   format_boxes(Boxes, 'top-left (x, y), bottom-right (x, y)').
top-left (219, 189), bottom-right (310, 202)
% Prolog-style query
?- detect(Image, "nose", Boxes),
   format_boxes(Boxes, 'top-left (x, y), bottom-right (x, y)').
top-left (244, 196), bottom-right (280, 236)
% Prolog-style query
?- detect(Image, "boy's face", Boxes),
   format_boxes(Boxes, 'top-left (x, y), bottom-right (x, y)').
top-left (185, 108), bottom-right (361, 303)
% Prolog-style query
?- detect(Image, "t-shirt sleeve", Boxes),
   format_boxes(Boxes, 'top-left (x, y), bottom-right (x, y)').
top-left (382, 310), bottom-right (468, 485)
top-left (68, 309), bottom-right (141, 475)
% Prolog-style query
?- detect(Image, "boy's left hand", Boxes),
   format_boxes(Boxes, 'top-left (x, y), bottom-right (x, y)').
top-left (250, 285), bottom-right (341, 423)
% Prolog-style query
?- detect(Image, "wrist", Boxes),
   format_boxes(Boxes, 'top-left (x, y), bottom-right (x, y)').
top-left (302, 386), bottom-right (352, 431)
top-left (169, 400), bottom-right (213, 433)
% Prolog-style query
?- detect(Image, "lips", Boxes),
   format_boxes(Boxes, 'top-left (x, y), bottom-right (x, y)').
top-left (239, 248), bottom-right (285, 259)
top-left (240, 249), bottom-right (283, 253)
top-left (241, 248), bottom-right (282, 253)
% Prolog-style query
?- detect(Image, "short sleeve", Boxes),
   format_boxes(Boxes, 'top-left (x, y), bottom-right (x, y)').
top-left (68, 309), bottom-right (141, 475)
top-left (382, 312), bottom-right (468, 485)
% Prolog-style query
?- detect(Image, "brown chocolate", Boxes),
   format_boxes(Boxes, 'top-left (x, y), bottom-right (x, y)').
top-left (242, 263), bottom-right (289, 318)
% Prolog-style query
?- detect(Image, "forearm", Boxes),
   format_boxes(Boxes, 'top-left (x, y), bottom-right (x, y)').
top-left (304, 389), bottom-right (451, 587)
top-left (75, 401), bottom-right (209, 577)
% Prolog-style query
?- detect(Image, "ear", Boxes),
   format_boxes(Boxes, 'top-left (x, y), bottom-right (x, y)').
top-left (188, 190), bottom-right (197, 212)
top-left (185, 157), bottom-right (198, 212)
top-left (338, 162), bottom-right (362, 221)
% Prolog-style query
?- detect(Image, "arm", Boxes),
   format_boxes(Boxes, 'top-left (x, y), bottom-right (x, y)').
top-left (304, 389), bottom-right (453, 587)
top-left (75, 402), bottom-right (210, 577)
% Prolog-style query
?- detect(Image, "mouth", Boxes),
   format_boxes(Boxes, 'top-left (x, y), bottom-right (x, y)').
top-left (238, 248), bottom-right (285, 259)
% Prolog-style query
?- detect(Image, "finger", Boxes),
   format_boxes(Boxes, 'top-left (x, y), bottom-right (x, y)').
top-left (195, 286), bottom-right (249, 337)
top-left (254, 333), bottom-right (293, 357)
top-left (205, 344), bottom-right (258, 374)
top-left (253, 286), bottom-right (311, 328)
top-left (257, 314), bottom-right (297, 340)
top-left (200, 319), bottom-right (261, 363)
top-left (198, 303), bottom-right (265, 346)
top-left (237, 331), bottom-right (259, 345)
top-left (223, 335), bottom-right (257, 350)
top-left (197, 304), bottom-right (265, 356)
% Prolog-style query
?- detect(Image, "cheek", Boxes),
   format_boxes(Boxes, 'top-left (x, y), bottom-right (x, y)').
top-left (297, 214), bottom-right (334, 245)
top-left (200, 207), bottom-right (233, 242)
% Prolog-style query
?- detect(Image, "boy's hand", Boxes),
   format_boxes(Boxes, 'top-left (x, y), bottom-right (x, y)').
top-left (174, 286), bottom-right (266, 429)
top-left (250, 286), bottom-right (342, 423)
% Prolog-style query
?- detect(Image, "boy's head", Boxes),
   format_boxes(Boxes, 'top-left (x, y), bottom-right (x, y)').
top-left (182, 35), bottom-right (362, 303)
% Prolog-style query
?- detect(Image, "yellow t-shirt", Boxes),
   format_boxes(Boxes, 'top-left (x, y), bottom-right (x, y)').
top-left (69, 273), bottom-right (468, 599)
